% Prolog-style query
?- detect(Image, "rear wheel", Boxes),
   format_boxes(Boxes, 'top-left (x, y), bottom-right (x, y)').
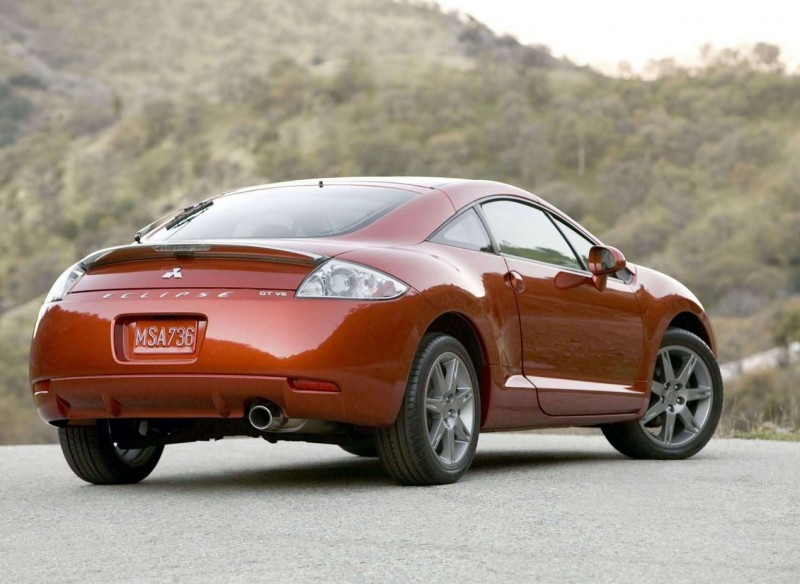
top-left (59, 421), bottom-right (163, 484)
top-left (602, 328), bottom-right (723, 459)
top-left (377, 334), bottom-right (480, 485)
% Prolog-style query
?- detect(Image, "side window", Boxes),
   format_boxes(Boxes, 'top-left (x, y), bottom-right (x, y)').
top-left (430, 208), bottom-right (493, 252)
top-left (481, 200), bottom-right (581, 270)
top-left (553, 217), bottom-right (595, 270)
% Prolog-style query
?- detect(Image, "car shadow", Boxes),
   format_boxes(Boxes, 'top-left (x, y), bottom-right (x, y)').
top-left (471, 449), bottom-right (623, 473)
top-left (126, 448), bottom-right (626, 492)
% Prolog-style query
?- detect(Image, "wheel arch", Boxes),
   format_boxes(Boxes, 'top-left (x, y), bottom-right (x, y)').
top-left (668, 312), bottom-right (714, 352)
top-left (424, 312), bottom-right (490, 425)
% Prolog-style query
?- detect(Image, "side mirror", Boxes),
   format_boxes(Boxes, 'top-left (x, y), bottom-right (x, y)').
top-left (588, 245), bottom-right (626, 276)
top-left (586, 246), bottom-right (626, 291)
top-left (553, 245), bottom-right (628, 292)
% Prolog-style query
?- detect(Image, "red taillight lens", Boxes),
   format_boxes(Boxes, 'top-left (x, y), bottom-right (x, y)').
top-left (290, 378), bottom-right (341, 392)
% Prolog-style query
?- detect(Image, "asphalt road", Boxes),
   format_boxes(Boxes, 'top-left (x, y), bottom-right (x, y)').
top-left (1, 433), bottom-right (798, 584)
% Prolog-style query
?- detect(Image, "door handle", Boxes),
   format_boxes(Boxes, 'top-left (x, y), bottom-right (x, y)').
top-left (505, 271), bottom-right (525, 293)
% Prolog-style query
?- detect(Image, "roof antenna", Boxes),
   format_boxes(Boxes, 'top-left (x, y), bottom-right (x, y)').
top-left (319, 180), bottom-right (323, 188)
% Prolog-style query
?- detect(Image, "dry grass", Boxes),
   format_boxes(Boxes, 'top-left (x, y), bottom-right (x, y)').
top-left (716, 361), bottom-right (800, 442)
top-left (729, 428), bottom-right (800, 442)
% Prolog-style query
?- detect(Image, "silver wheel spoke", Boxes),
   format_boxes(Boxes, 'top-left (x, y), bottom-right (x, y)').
top-left (678, 408), bottom-right (700, 434)
top-left (432, 365), bottom-right (447, 396)
top-left (454, 416), bottom-right (472, 442)
top-left (641, 401), bottom-right (666, 424)
top-left (677, 354), bottom-right (698, 385)
top-left (683, 386), bottom-right (712, 402)
top-left (426, 397), bottom-right (444, 414)
top-left (661, 351), bottom-right (676, 382)
top-left (429, 419), bottom-right (446, 449)
top-left (441, 427), bottom-right (455, 462)
top-left (662, 410), bottom-right (677, 444)
top-left (446, 359), bottom-right (459, 394)
top-left (453, 387), bottom-right (473, 409)
top-left (650, 380), bottom-right (665, 397)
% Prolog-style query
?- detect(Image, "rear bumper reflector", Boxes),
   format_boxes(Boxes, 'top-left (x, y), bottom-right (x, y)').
top-left (290, 379), bottom-right (341, 393)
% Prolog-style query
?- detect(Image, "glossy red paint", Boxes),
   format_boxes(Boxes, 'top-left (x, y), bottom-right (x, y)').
top-left (507, 254), bottom-right (645, 417)
top-left (30, 177), bottom-right (716, 440)
top-left (32, 287), bottom-right (433, 426)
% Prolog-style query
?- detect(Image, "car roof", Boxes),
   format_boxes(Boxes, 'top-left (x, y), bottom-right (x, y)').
top-left (215, 177), bottom-right (600, 245)
top-left (224, 176), bottom-right (548, 209)
top-left (225, 177), bottom-right (466, 196)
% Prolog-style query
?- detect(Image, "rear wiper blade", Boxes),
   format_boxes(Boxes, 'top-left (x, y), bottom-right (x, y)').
top-left (133, 200), bottom-right (214, 243)
top-left (164, 200), bottom-right (214, 231)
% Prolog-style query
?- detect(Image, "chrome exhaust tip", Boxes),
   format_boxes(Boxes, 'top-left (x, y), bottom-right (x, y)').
top-left (248, 402), bottom-right (286, 431)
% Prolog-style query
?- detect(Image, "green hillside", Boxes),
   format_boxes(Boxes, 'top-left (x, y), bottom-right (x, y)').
top-left (1, 0), bottom-right (799, 443)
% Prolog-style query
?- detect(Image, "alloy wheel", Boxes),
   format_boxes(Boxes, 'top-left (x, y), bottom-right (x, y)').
top-left (641, 345), bottom-right (714, 447)
top-left (424, 352), bottom-right (476, 465)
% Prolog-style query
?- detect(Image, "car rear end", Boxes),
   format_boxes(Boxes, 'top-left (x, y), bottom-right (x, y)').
top-left (30, 183), bottom-right (442, 436)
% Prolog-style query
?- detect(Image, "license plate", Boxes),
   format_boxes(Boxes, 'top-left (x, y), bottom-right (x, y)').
top-left (132, 320), bottom-right (198, 354)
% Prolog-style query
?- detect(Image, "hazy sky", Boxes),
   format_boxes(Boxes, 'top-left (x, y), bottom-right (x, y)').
top-left (437, 0), bottom-right (800, 73)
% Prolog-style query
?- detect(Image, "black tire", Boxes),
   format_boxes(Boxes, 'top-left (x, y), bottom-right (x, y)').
top-left (376, 334), bottom-right (481, 485)
top-left (58, 421), bottom-right (164, 484)
top-left (339, 437), bottom-right (379, 458)
top-left (602, 328), bottom-right (723, 459)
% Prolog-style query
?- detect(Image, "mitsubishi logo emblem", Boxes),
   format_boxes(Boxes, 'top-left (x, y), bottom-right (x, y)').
top-left (162, 267), bottom-right (183, 279)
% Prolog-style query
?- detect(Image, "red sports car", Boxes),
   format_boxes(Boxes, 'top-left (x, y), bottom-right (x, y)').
top-left (30, 178), bottom-right (723, 485)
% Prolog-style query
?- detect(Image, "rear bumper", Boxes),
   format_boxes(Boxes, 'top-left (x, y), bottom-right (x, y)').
top-left (33, 374), bottom-right (350, 423)
top-left (30, 289), bottom-right (433, 427)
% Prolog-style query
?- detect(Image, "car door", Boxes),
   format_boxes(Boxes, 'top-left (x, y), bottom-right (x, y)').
top-left (480, 199), bottom-right (647, 416)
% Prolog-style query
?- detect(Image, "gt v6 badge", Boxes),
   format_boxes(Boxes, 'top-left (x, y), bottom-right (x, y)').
top-left (162, 267), bottom-right (182, 279)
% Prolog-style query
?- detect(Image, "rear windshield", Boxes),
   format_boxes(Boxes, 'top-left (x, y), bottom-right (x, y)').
top-left (147, 185), bottom-right (414, 241)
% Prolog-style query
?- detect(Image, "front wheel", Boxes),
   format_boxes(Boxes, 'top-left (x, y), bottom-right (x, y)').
top-left (602, 328), bottom-right (723, 459)
top-left (377, 334), bottom-right (481, 485)
top-left (59, 421), bottom-right (164, 484)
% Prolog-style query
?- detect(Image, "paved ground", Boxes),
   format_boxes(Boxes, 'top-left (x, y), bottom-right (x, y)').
top-left (1, 433), bottom-right (798, 583)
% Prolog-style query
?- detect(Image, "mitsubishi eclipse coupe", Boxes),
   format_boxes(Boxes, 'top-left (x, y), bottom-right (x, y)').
top-left (30, 177), bottom-right (723, 486)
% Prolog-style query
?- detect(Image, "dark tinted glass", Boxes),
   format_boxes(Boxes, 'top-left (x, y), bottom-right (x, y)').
top-left (554, 217), bottom-right (595, 270)
top-left (481, 200), bottom-right (581, 269)
top-left (431, 209), bottom-right (492, 252)
top-left (148, 186), bottom-right (414, 240)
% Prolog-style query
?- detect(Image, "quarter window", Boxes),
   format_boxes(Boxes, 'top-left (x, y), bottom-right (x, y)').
top-left (431, 209), bottom-right (493, 252)
top-left (481, 200), bottom-right (581, 269)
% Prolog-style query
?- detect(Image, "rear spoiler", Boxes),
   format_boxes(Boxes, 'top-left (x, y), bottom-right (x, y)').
top-left (78, 240), bottom-right (327, 270)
